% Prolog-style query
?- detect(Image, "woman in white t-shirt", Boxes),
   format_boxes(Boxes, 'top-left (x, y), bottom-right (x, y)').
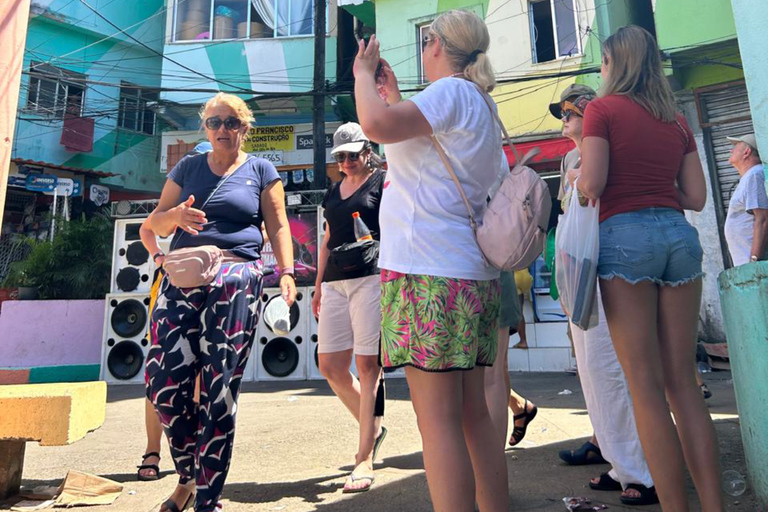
top-left (354, 10), bottom-right (507, 511)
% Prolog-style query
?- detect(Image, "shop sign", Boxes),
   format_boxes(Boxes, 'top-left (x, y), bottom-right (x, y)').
top-left (296, 134), bottom-right (333, 150)
top-left (72, 181), bottom-right (82, 197)
top-left (244, 125), bottom-right (295, 152)
top-left (43, 178), bottom-right (75, 197)
top-left (8, 174), bottom-right (27, 188)
top-left (251, 151), bottom-right (284, 165)
top-left (90, 184), bottom-right (110, 206)
top-left (25, 174), bottom-right (58, 193)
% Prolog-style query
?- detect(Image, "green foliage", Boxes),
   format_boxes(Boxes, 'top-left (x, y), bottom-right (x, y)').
top-left (1, 213), bottom-right (114, 299)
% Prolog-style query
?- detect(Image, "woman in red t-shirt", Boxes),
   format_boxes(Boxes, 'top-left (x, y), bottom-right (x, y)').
top-left (577, 26), bottom-right (723, 511)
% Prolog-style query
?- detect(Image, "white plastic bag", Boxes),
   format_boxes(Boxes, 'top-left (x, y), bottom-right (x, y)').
top-left (555, 183), bottom-right (600, 330)
top-left (262, 296), bottom-right (291, 335)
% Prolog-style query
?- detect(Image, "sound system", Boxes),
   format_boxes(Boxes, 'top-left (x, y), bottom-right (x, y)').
top-left (253, 288), bottom-right (309, 381)
top-left (100, 293), bottom-right (151, 385)
top-left (110, 219), bottom-right (170, 294)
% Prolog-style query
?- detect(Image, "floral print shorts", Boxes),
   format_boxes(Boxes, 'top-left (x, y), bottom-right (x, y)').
top-left (380, 270), bottom-right (501, 372)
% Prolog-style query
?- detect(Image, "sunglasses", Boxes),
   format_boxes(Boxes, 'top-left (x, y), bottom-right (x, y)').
top-left (204, 116), bottom-right (243, 131)
top-left (562, 110), bottom-right (582, 122)
top-left (333, 151), bottom-right (363, 163)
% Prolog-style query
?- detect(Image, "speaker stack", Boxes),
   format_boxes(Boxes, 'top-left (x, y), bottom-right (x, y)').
top-left (100, 293), bottom-right (151, 384)
top-left (253, 288), bottom-right (309, 381)
top-left (101, 218), bottom-right (169, 385)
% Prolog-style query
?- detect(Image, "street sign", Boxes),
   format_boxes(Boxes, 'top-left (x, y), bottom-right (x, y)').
top-left (43, 178), bottom-right (75, 197)
top-left (25, 174), bottom-right (57, 192)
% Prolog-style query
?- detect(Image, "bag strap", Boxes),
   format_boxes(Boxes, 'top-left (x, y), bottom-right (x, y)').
top-left (170, 155), bottom-right (251, 251)
top-left (429, 82), bottom-right (539, 228)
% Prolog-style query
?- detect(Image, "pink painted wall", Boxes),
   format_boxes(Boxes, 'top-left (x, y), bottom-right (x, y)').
top-left (0, 300), bottom-right (105, 367)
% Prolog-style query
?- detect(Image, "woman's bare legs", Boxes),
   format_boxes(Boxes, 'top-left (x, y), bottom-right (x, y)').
top-left (319, 350), bottom-right (383, 491)
top-left (486, 329), bottom-right (511, 448)
top-left (601, 278), bottom-right (722, 512)
top-left (658, 280), bottom-right (723, 511)
top-left (408, 365), bottom-right (508, 512)
top-left (140, 398), bottom-right (164, 479)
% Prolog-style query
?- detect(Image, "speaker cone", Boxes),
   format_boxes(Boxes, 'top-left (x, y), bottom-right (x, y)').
top-left (116, 267), bottom-right (141, 292)
top-left (126, 241), bottom-right (149, 266)
top-left (111, 299), bottom-right (148, 338)
top-left (107, 340), bottom-right (145, 380)
top-left (262, 337), bottom-right (299, 377)
top-left (262, 295), bottom-right (301, 334)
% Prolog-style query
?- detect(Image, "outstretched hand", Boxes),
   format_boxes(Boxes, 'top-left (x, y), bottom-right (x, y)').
top-left (174, 195), bottom-right (207, 235)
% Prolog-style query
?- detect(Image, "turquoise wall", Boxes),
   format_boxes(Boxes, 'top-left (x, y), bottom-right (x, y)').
top-left (13, 0), bottom-right (167, 193)
top-left (732, 0), bottom-right (768, 159)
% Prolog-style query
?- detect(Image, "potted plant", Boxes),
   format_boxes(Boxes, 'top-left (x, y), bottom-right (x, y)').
top-left (1, 213), bottom-right (113, 300)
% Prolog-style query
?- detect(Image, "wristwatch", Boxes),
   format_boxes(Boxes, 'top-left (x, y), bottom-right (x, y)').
top-left (280, 266), bottom-right (296, 280)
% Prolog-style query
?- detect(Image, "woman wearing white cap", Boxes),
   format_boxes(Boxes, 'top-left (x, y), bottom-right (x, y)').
top-left (354, 10), bottom-right (508, 512)
top-left (312, 122), bottom-right (387, 493)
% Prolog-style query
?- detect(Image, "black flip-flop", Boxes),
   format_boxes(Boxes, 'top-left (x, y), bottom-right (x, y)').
top-left (137, 451), bottom-right (161, 481)
top-left (620, 484), bottom-right (659, 506)
top-left (372, 426), bottom-right (388, 462)
top-left (558, 441), bottom-right (607, 465)
top-left (589, 472), bottom-right (622, 491)
top-left (509, 400), bottom-right (538, 447)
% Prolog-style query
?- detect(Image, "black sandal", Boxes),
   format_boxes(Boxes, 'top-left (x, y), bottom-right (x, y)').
top-left (620, 484), bottom-right (659, 506)
top-left (509, 400), bottom-right (538, 447)
top-left (137, 452), bottom-right (161, 481)
top-left (558, 441), bottom-right (607, 465)
top-left (161, 491), bottom-right (194, 512)
top-left (589, 472), bottom-right (622, 491)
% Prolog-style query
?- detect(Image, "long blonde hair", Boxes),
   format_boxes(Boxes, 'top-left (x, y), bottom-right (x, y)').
top-left (600, 25), bottom-right (676, 122)
top-left (430, 10), bottom-right (496, 92)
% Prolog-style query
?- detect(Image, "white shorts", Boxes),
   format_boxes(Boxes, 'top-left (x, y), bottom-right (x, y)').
top-left (317, 274), bottom-right (381, 356)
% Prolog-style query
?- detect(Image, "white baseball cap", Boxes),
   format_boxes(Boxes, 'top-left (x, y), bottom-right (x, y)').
top-left (331, 123), bottom-right (370, 155)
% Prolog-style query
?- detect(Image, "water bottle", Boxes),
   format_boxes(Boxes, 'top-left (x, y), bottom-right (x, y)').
top-left (722, 470), bottom-right (747, 497)
top-left (352, 211), bottom-right (373, 242)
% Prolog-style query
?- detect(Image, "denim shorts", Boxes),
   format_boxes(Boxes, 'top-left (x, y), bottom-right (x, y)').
top-left (598, 208), bottom-right (704, 286)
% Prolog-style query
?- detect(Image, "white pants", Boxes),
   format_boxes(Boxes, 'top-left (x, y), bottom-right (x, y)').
top-left (571, 288), bottom-right (653, 488)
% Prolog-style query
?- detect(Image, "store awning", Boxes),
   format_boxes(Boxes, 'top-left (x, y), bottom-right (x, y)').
top-left (504, 137), bottom-right (575, 166)
top-left (11, 158), bottom-right (116, 178)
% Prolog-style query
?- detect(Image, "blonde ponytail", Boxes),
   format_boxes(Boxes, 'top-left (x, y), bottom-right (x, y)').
top-left (431, 10), bottom-right (496, 92)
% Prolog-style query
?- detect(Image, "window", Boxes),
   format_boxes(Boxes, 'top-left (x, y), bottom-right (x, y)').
top-left (117, 83), bottom-right (158, 135)
top-left (528, 0), bottom-right (581, 64)
top-left (174, 0), bottom-right (316, 42)
top-left (26, 62), bottom-right (85, 118)
top-left (416, 23), bottom-right (432, 84)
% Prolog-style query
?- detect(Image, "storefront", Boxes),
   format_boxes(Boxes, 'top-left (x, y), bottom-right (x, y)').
top-left (1, 160), bottom-right (115, 280)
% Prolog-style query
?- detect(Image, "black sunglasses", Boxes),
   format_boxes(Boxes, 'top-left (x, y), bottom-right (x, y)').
top-left (205, 116), bottom-right (243, 131)
top-left (333, 151), bottom-right (363, 163)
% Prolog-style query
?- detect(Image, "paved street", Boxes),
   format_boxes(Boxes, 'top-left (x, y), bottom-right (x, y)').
top-left (3, 372), bottom-right (755, 511)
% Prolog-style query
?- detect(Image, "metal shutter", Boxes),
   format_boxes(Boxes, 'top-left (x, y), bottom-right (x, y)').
top-left (698, 83), bottom-right (754, 211)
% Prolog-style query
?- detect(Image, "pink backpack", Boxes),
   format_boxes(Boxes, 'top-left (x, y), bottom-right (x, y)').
top-left (431, 86), bottom-right (552, 271)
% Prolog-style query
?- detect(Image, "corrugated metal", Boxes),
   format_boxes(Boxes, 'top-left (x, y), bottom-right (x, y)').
top-left (699, 85), bottom-right (754, 211)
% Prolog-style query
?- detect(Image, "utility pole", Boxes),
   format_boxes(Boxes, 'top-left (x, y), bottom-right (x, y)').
top-left (0, 0), bottom-right (32, 227)
top-left (312, 0), bottom-right (326, 189)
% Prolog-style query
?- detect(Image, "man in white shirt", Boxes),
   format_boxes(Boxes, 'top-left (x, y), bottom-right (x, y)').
top-left (724, 133), bottom-right (768, 266)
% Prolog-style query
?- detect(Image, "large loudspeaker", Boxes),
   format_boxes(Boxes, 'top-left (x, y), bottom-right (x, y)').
top-left (254, 288), bottom-right (308, 381)
top-left (110, 219), bottom-right (171, 294)
top-left (101, 293), bottom-right (151, 385)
